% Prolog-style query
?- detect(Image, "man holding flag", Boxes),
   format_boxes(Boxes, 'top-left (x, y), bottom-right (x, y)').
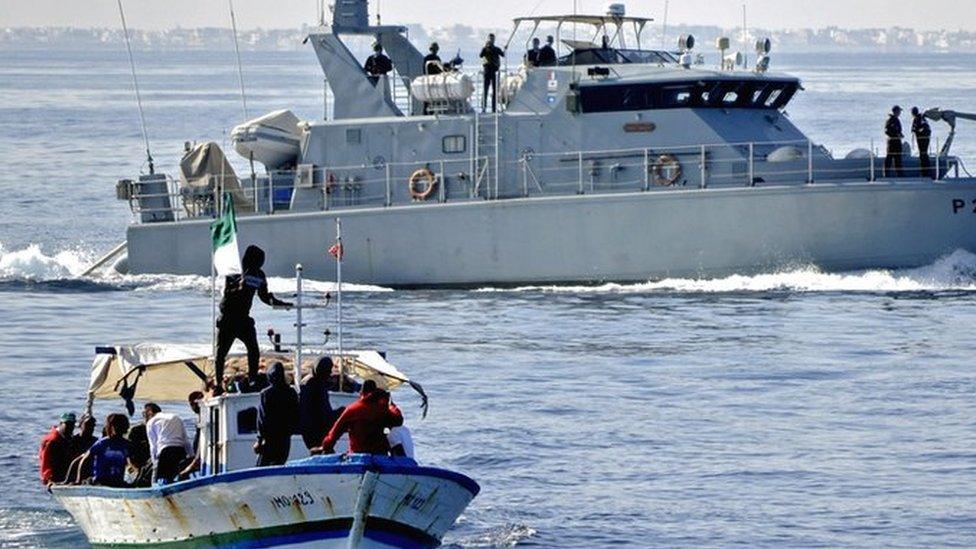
top-left (211, 194), bottom-right (292, 394)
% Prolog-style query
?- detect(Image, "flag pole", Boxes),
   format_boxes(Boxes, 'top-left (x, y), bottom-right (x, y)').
top-left (336, 217), bottom-right (343, 361)
top-left (211, 190), bottom-right (220, 394)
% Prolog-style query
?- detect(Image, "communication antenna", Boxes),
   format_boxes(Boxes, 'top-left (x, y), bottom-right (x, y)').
top-left (661, 0), bottom-right (669, 50)
top-left (116, 0), bottom-right (154, 174)
top-left (377, 0), bottom-right (382, 25)
top-left (741, 4), bottom-right (748, 68)
top-left (228, 0), bottom-right (249, 121)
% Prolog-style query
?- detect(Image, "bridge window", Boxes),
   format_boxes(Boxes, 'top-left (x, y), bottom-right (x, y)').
top-left (577, 79), bottom-right (798, 113)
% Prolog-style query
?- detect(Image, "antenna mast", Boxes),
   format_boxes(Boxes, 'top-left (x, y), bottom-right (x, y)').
top-left (742, 4), bottom-right (748, 68)
top-left (229, 0), bottom-right (249, 121)
top-left (661, 0), bottom-right (669, 50)
top-left (116, 0), bottom-right (153, 174)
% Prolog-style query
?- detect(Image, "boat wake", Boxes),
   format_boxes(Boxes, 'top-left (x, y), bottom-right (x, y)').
top-left (0, 242), bottom-right (390, 293)
top-left (478, 249), bottom-right (976, 294)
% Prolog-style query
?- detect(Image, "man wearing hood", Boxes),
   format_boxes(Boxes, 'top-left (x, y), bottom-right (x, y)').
top-left (313, 380), bottom-right (403, 456)
top-left (255, 362), bottom-right (299, 466)
top-left (215, 245), bottom-right (291, 394)
top-left (300, 356), bottom-right (337, 450)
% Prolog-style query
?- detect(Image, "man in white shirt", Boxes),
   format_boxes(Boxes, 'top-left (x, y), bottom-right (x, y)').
top-left (143, 403), bottom-right (193, 484)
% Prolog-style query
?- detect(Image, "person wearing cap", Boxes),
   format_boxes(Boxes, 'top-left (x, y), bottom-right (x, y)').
top-left (364, 42), bottom-right (393, 84)
top-left (538, 35), bottom-right (557, 66)
top-left (911, 106), bottom-right (933, 178)
top-left (39, 412), bottom-right (76, 486)
top-left (423, 42), bottom-right (443, 76)
top-left (884, 105), bottom-right (905, 177)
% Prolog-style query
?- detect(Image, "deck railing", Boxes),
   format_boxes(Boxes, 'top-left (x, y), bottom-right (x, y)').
top-left (123, 137), bottom-right (962, 223)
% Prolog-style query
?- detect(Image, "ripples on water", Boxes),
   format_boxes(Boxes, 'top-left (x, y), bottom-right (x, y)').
top-left (2, 49), bottom-right (976, 547)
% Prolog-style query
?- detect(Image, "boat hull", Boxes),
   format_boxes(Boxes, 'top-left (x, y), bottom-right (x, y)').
top-left (52, 456), bottom-right (478, 548)
top-left (126, 180), bottom-right (976, 286)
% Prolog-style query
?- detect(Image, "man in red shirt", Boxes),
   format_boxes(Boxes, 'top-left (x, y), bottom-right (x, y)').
top-left (312, 380), bottom-right (403, 455)
top-left (39, 412), bottom-right (76, 486)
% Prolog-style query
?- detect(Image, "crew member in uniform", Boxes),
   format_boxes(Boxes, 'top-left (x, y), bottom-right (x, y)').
top-left (363, 42), bottom-right (393, 85)
top-left (538, 35), bottom-right (557, 66)
top-left (911, 106), bottom-right (932, 178)
top-left (479, 33), bottom-right (505, 113)
top-left (884, 105), bottom-right (904, 178)
top-left (214, 245), bottom-right (292, 395)
top-left (526, 37), bottom-right (541, 67)
top-left (423, 42), bottom-right (443, 75)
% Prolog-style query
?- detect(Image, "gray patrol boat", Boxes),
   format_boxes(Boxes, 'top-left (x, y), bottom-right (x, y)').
top-left (109, 1), bottom-right (976, 287)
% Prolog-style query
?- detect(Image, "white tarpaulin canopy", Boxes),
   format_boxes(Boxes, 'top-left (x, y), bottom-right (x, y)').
top-left (87, 343), bottom-right (419, 405)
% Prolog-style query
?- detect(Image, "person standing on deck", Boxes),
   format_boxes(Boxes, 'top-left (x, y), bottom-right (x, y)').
top-left (300, 357), bottom-right (338, 450)
top-left (39, 412), bottom-right (76, 486)
top-left (884, 105), bottom-right (905, 178)
top-left (538, 35), bottom-right (557, 66)
top-left (144, 403), bottom-right (193, 484)
top-left (312, 380), bottom-right (404, 456)
top-left (364, 42), bottom-right (393, 85)
top-left (480, 34), bottom-right (505, 113)
top-left (255, 362), bottom-right (299, 466)
top-left (912, 107), bottom-right (933, 178)
top-left (423, 42), bottom-right (443, 75)
top-left (214, 245), bottom-right (292, 395)
top-left (526, 37), bottom-right (542, 67)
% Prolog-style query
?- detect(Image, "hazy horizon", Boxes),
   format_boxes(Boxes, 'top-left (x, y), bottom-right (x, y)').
top-left (2, 0), bottom-right (975, 32)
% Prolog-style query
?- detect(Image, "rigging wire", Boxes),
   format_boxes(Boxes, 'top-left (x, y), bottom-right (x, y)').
top-left (228, 0), bottom-right (249, 121)
top-left (116, 0), bottom-right (153, 174)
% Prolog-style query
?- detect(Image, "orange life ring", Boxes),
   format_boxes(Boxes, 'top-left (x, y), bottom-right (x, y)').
top-left (408, 168), bottom-right (437, 200)
top-left (650, 154), bottom-right (682, 186)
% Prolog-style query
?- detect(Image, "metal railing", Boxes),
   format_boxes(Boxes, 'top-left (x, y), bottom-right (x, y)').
top-left (125, 137), bottom-right (961, 223)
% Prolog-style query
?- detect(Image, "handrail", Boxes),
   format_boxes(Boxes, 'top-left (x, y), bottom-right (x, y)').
top-left (125, 137), bottom-right (961, 224)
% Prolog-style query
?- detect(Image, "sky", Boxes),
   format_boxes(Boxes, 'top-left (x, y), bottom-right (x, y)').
top-left (1, 0), bottom-right (974, 31)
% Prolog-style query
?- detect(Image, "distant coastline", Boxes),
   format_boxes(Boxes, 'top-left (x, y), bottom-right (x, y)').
top-left (3, 24), bottom-right (975, 53)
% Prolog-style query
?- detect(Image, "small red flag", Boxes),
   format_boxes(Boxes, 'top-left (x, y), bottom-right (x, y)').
top-left (328, 241), bottom-right (343, 260)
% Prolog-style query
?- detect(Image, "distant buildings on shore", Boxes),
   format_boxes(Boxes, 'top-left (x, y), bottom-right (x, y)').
top-left (2, 24), bottom-right (975, 52)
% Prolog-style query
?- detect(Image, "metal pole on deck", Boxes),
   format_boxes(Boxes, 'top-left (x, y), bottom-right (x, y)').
top-left (294, 264), bottom-right (303, 393)
top-left (336, 218), bottom-right (343, 380)
top-left (807, 140), bottom-right (814, 184)
top-left (700, 145), bottom-right (706, 188)
top-left (748, 142), bottom-right (754, 186)
top-left (870, 139), bottom-right (875, 182)
top-left (936, 137), bottom-right (941, 180)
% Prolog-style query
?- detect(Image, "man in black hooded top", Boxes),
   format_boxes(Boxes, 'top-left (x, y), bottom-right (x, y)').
top-left (299, 357), bottom-right (338, 449)
top-left (215, 245), bottom-right (291, 394)
top-left (255, 362), bottom-right (299, 466)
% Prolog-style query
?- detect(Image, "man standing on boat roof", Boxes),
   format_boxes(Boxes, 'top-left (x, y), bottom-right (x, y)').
top-left (480, 34), bottom-right (505, 113)
top-left (885, 105), bottom-right (905, 178)
top-left (214, 245), bottom-right (292, 395)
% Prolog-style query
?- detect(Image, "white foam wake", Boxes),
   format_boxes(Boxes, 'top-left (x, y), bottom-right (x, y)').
top-left (0, 241), bottom-right (390, 292)
top-left (478, 249), bottom-right (976, 294)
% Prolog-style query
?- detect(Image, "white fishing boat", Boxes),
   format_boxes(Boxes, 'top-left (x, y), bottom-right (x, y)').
top-left (51, 263), bottom-right (479, 547)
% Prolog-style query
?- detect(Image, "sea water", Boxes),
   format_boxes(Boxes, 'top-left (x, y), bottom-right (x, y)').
top-left (1, 49), bottom-right (976, 547)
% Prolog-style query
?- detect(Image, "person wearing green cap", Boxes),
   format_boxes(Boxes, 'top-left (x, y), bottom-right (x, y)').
top-left (38, 412), bottom-right (76, 486)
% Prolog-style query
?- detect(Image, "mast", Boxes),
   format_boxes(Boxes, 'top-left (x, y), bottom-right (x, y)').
top-left (228, 0), bottom-right (249, 121)
top-left (116, 0), bottom-right (154, 174)
top-left (293, 264), bottom-right (303, 392)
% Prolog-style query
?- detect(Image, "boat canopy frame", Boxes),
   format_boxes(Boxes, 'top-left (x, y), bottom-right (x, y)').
top-left (505, 13), bottom-right (653, 54)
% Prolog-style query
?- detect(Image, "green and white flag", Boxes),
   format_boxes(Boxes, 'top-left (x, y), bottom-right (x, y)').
top-left (210, 193), bottom-right (241, 276)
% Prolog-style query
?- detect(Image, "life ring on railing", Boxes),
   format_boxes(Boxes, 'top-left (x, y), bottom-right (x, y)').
top-left (650, 154), bottom-right (682, 186)
top-left (408, 168), bottom-right (437, 200)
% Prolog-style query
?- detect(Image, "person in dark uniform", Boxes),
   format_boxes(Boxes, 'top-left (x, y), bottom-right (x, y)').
top-left (363, 42), bottom-right (393, 85)
top-left (299, 357), bottom-right (338, 449)
top-left (423, 42), bottom-right (443, 75)
top-left (214, 245), bottom-right (291, 395)
top-left (525, 37), bottom-right (541, 67)
top-left (911, 106), bottom-right (932, 178)
top-left (538, 35), bottom-right (557, 66)
top-left (479, 34), bottom-right (505, 113)
top-left (884, 105), bottom-right (904, 178)
top-left (255, 362), bottom-right (299, 466)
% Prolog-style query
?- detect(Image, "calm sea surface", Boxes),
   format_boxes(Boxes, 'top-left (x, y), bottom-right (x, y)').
top-left (1, 49), bottom-right (976, 547)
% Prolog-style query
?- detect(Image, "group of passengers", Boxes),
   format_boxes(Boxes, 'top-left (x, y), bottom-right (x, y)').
top-left (39, 393), bottom-right (205, 489)
top-left (256, 356), bottom-right (412, 466)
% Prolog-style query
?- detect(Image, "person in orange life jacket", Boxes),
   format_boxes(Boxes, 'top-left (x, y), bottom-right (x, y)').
top-left (311, 380), bottom-right (403, 455)
top-left (214, 245), bottom-right (292, 394)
